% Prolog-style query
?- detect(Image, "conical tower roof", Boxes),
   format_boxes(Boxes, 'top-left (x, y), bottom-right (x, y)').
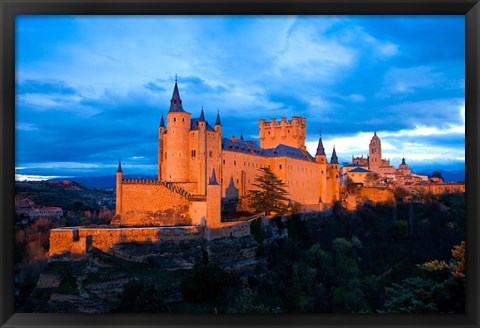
top-left (215, 110), bottom-right (221, 126)
top-left (199, 106), bottom-right (205, 121)
top-left (117, 160), bottom-right (123, 173)
top-left (209, 168), bottom-right (219, 185)
top-left (159, 114), bottom-right (165, 128)
top-left (169, 79), bottom-right (185, 112)
top-left (316, 135), bottom-right (326, 156)
top-left (330, 147), bottom-right (339, 164)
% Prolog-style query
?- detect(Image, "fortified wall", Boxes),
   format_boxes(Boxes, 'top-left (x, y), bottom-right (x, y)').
top-left (49, 219), bottom-right (256, 260)
top-left (49, 226), bottom-right (204, 258)
top-left (114, 178), bottom-right (213, 227)
top-left (412, 183), bottom-right (465, 195)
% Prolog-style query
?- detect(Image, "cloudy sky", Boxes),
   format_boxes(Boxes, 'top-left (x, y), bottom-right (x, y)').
top-left (15, 15), bottom-right (465, 180)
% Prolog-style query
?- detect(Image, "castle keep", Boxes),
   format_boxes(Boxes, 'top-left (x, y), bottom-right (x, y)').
top-left (113, 80), bottom-right (340, 227)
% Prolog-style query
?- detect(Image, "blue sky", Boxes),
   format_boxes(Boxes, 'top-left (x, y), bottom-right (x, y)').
top-left (15, 15), bottom-right (465, 180)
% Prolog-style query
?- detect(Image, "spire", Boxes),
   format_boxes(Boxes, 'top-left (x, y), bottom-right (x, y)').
top-left (209, 168), bottom-right (219, 185)
top-left (169, 79), bottom-right (185, 112)
top-left (215, 110), bottom-right (221, 126)
top-left (239, 130), bottom-right (244, 141)
top-left (330, 147), bottom-right (339, 164)
top-left (199, 106), bottom-right (205, 121)
top-left (159, 114), bottom-right (165, 128)
top-left (117, 159), bottom-right (123, 173)
top-left (402, 157), bottom-right (406, 165)
top-left (315, 135), bottom-right (326, 156)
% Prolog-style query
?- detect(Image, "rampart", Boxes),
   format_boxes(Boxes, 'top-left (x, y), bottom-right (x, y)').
top-left (49, 226), bottom-right (204, 258)
top-left (114, 179), bottom-right (204, 226)
top-left (412, 183), bottom-right (465, 195)
top-left (360, 187), bottom-right (395, 205)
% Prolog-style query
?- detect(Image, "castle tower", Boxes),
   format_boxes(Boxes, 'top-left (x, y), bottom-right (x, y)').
top-left (258, 116), bottom-right (307, 150)
top-left (315, 135), bottom-right (327, 203)
top-left (115, 160), bottom-right (123, 214)
top-left (214, 111), bottom-right (223, 188)
top-left (158, 114), bottom-right (166, 180)
top-left (165, 79), bottom-right (191, 182)
top-left (214, 110), bottom-right (222, 134)
top-left (197, 107), bottom-right (207, 195)
top-left (206, 168), bottom-right (221, 227)
top-left (369, 132), bottom-right (382, 173)
top-left (329, 147), bottom-right (340, 202)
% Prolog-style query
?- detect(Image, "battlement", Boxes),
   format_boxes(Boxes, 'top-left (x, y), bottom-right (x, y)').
top-left (258, 116), bottom-right (306, 128)
top-left (258, 116), bottom-right (307, 150)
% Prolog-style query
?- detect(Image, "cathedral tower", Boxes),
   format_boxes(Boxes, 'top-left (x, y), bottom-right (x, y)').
top-left (369, 132), bottom-right (382, 173)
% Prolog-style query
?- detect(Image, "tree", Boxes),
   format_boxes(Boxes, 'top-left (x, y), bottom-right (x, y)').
top-left (384, 241), bottom-right (465, 313)
top-left (247, 167), bottom-right (289, 216)
top-left (365, 172), bottom-right (381, 187)
top-left (116, 280), bottom-right (169, 313)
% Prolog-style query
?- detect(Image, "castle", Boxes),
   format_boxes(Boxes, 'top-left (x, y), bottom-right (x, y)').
top-left (113, 79), bottom-right (340, 228)
top-left (48, 80), bottom-right (465, 258)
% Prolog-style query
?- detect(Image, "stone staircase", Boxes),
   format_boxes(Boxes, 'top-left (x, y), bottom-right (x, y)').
top-left (122, 178), bottom-right (206, 201)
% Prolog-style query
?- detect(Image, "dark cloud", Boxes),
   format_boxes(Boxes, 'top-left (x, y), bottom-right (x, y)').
top-left (144, 81), bottom-right (166, 93)
top-left (16, 79), bottom-right (78, 95)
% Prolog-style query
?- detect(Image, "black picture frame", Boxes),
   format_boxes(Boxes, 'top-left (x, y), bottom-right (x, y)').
top-left (1, 0), bottom-right (479, 327)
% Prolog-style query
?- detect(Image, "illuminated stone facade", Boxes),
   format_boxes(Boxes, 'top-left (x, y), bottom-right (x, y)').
top-left (114, 80), bottom-right (340, 227)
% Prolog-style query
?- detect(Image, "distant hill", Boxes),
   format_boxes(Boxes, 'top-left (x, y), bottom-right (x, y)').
top-left (49, 174), bottom-right (157, 189)
top-left (417, 169), bottom-right (465, 183)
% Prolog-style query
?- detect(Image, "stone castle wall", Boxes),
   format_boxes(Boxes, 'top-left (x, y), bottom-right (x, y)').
top-left (360, 187), bottom-right (395, 204)
top-left (115, 180), bottom-right (192, 226)
top-left (49, 226), bottom-right (204, 258)
top-left (412, 183), bottom-right (465, 195)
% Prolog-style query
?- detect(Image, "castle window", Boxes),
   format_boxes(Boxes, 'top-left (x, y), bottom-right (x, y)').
top-left (268, 165), bottom-right (270, 169)
top-left (165, 153), bottom-right (167, 159)
top-left (237, 179), bottom-right (239, 184)
top-left (192, 150), bottom-right (196, 157)
top-left (223, 159), bottom-right (225, 164)
top-left (209, 151), bottom-right (213, 157)
top-left (182, 118), bottom-right (184, 122)
top-left (174, 118), bottom-right (176, 122)
top-left (244, 162), bottom-right (246, 166)
top-left (279, 165), bottom-right (282, 169)
top-left (336, 175), bottom-right (338, 178)
top-left (234, 161), bottom-right (236, 165)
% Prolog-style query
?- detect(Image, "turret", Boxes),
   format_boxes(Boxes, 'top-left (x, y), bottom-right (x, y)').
top-left (158, 114), bottom-right (165, 180)
top-left (165, 79), bottom-right (191, 182)
top-left (206, 168), bottom-right (221, 227)
top-left (330, 146), bottom-right (339, 165)
top-left (116, 160), bottom-right (123, 214)
top-left (197, 107), bottom-right (207, 195)
top-left (315, 134), bottom-right (326, 164)
top-left (315, 134), bottom-right (327, 205)
top-left (214, 110), bottom-right (222, 133)
top-left (329, 147), bottom-right (340, 202)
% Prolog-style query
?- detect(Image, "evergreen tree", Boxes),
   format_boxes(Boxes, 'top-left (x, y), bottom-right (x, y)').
top-left (247, 167), bottom-right (289, 216)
